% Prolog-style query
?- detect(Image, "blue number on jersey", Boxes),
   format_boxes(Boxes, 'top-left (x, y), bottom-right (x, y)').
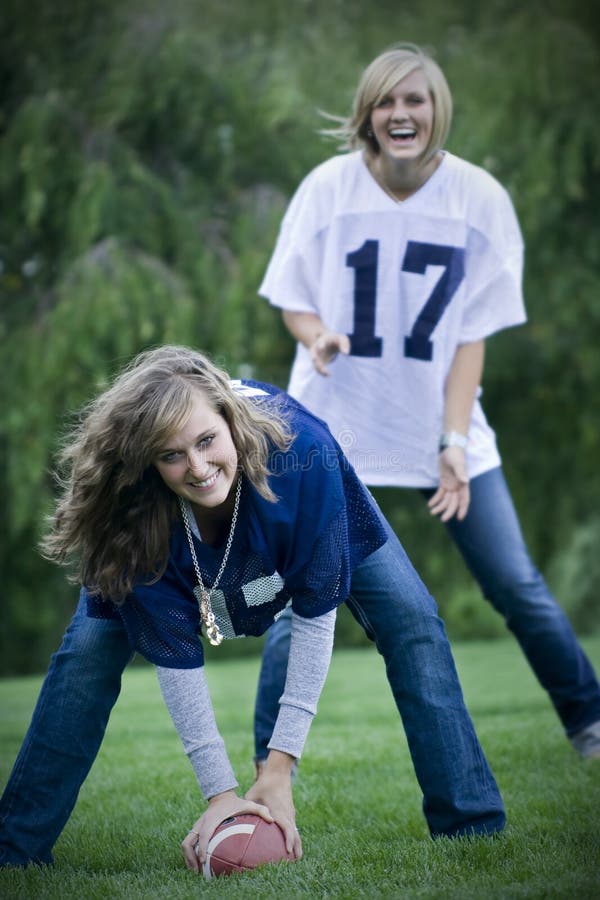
top-left (345, 240), bottom-right (383, 357)
top-left (402, 241), bottom-right (465, 361)
top-left (346, 239), bottom-right (465, 361)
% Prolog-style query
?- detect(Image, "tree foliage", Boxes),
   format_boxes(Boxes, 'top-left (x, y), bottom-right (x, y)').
top-left (1, 0), bottom-right (599, 672)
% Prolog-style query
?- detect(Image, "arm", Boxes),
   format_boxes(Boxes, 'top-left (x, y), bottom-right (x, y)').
top-left (245, 608), bottom-right (336, 857)
top-left (156, 666), bottom-right (273, 872)
top-left (282, 310), bottom-right (350, 376)
top-left (428, 339), bottom-right (485, 522)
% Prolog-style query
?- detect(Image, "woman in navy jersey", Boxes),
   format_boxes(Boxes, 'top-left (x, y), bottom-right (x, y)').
top-left (255, 42), bottom-right (600, 769)
top-left (0, 344), bottom-right (504, 872)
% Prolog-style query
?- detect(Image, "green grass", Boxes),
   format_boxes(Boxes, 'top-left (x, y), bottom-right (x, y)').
top-left (1, 637), bottom-right (600, 899)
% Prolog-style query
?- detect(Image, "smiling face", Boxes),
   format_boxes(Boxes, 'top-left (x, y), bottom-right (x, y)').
top-left (369, 68), bottom-right (434, 165)
top-left (153, 389), bottom-right (239, 514)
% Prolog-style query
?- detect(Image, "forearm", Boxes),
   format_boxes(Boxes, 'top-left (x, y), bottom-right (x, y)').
top-left (282, 310), bottom-right (326, 348)
top-left (156, 666), bottom-right (238, 800)
top-left (443, 340), bottom-right (485, 434)
top-left (268, 608), bottom-right (336, 759)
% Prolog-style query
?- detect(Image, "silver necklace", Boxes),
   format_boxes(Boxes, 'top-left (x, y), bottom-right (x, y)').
top-left (178, 475), bottom-right (242, 646)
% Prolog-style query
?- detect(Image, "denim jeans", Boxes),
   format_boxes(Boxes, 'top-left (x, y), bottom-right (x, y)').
top-left (255, 466), bottom-right (600, 767)
top-left (429, 466), bottom-right (600, 733)
top-left (258, 524), bottom-right (506, 837)
top-left (0, 591), bottom-right (133, 866)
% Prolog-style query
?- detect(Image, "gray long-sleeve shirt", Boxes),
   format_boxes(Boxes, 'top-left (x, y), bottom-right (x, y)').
top-left (156, 607), bottom-right (336, 798)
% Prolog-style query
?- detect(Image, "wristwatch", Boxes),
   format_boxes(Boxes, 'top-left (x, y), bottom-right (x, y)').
top-left (439, 430), bottom-right (468, 453)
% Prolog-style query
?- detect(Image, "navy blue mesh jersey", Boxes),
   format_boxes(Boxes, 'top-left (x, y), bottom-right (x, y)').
top-left (86, 381), bottom-right (388, 668)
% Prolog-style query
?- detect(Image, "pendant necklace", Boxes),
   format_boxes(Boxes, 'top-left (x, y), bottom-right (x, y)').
top-left (178, 475), bottom-right (242, 646)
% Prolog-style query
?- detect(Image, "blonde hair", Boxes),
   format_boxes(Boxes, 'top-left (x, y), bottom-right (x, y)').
top-left (322, 43), bottom-right (452, 161)
top-left (41, 345), bottom-right (292, 602)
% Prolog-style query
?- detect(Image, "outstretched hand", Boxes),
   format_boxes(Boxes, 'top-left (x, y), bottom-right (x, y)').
top-left (310, 330), bottom-right (350, 376)
top-left (428, 446), bottom-right (470, 522)
top-left (181, 789), bottom-right (273, 872)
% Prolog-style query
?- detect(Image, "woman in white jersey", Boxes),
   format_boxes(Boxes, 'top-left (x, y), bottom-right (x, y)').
top-left (255, 43), bottom-right (600, 767)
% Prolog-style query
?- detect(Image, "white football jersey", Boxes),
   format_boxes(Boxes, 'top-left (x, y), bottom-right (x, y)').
top-left (259, 151), bottom-right (526, 487)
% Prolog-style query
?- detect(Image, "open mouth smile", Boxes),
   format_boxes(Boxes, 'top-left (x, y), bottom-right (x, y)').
top-left (189, 471), bottom-right (220, 489)
top-left (389, 127), bottom-right (417, 142)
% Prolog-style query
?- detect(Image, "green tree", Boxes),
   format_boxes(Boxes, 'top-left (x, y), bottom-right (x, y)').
top-left (1, 0), bottom-right (599, 672)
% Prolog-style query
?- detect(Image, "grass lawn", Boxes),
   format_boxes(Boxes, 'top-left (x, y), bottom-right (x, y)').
top-left (1, 636), bottom-right (599, 899)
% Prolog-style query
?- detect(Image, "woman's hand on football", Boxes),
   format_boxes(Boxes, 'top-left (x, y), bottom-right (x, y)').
top-left (245, 752), bottom-right (302, 859)
top-left (182, 789), bottom-right (273, 872)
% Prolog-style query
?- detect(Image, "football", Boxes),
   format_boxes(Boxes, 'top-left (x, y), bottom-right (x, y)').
top-left (202, 813), bottom-right (295, 880)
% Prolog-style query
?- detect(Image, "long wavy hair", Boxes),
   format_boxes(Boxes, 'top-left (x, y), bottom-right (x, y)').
top-left (321, 43), bottom-right (453, 162)
top-left (41, 345), bottom-right (292, 602)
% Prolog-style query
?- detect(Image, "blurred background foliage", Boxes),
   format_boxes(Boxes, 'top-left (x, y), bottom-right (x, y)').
top-left (1, 0), bottom-right (599, 673)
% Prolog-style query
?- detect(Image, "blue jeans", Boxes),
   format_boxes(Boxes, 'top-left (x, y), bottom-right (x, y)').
top-left (430, 467), bottom-right (600, 734)
top-left (255, 467), bottom-right (600, 769)
top-left (0, 591), bottom-right (133, 866)
top-left (259, 525), bottom-right (506, 837)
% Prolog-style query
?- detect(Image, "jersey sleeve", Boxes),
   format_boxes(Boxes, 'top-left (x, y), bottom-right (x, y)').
top-left (86, 589), bottom-right (122, 620)
top-left (258, 170), bottom-right (328, 314)
top-left (286, 502), bottom-right (350, 617)
top-left (459, 180), bottom-right (527, 342)
top-left (265, 414), bottom-right (387, 617)
top-left (93, 578), bottom-right (205, 669)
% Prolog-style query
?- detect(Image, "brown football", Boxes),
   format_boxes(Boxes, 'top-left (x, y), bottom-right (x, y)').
top-left (202, 814), bottom-right (296, 879)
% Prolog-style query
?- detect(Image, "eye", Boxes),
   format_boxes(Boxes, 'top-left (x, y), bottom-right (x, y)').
top-left (406, 93), bottom-right (426, 105)
top-left (158, 450), bottom-right (182, 464)
top-left (197, 433), bottom-right (215, 448)
top-left (375, 96), bottom-right (393, 108)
